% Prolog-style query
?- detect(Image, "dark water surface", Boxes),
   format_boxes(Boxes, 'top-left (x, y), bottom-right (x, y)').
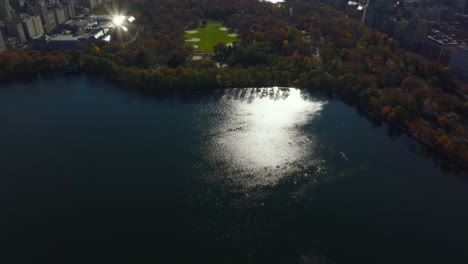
top-left (0, 75), bottom-right (467, 264)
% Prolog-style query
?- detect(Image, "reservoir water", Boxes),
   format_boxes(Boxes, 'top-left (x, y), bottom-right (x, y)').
top-left (0, 75), bottom-right (467, 264)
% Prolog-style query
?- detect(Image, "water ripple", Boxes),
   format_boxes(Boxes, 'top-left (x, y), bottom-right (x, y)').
top-left (194, 87), bottom-right (327, 189)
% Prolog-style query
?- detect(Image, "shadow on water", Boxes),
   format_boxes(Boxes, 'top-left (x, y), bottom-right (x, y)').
top-left (77, 73), bottom-right (467, 177)
top-left (4, 73), bottom-right (464, 177)
top-left (356, 108), bottom-right (466, 176)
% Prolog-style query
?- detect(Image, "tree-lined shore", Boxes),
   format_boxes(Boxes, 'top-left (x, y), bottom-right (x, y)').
top-left (0, 0), bottom-right (467, 167)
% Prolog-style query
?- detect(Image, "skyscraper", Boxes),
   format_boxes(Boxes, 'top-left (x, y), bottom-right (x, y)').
top-left (10, 0), bottom-right (26, 10)
top-left (64, 0), bottom-right (76, 20)
top-left (54, 7), bottom-right (66, 24)
top-left (0, 0), bottom-right (15, 20)
top-left (22, 16), bottom-right (37, 39)
top-left (449, 46), bottom-right (468, 82)
top-left (32, 15), bottom-right (44, 36)
top-left (363, 0), bottom-right (395, 30)
top-left (6, 20), bottom-right (26, 44)
top-left (34, 1), bottom-right (54, 33)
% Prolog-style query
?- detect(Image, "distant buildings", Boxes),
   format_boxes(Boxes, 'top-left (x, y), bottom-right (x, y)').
top-left (32, 15), bottom-right (45, 36)
top-left (80, 0), bottom-right (97, 10)
top-left (0, 0), bottom-right (115, 51)
top-left (422, 36), bottom-right (461, 64)
top-left (454, 0), bottom-right (468, 13)
top-left (362, 0), bottom-right (395, 30)
top-left (390, 18), bottom-right (427, 51)
top-left (6, 20), bottom-right (26, 44)
top-left (64, 0), bottom-right (76, 20)
top-left (46, 10), bottom-right (57, 31)
top-left (0, 0), bottom-right (15, 20)
top-left (21, 15), bottom-right (45, 39)
top-left (0, 31), bottom-right (6, 53)
top-left (449, 46), bottom-right (468, 82)
top-left (361, 0), bottom-right (468, 81)
top-left (22, 16), bottom-right (37, 39)
top-left (79, 0), bottom-right (112, 10)
top-left (31, 1), bottom-right (78, 33)
top-left (10, 0), bottom-right (26, 10)
top-left (425, 3), bottom-right (445, 21)
top-left (54, 7), bottom-right (67, 25)
top-left (34, 1), bottom-right (54, 33)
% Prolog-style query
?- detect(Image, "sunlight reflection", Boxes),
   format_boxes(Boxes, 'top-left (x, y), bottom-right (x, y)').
top-left (113, 15), bottom-right (126, 26)
top-left (204, 88), bottom-right (327, 188)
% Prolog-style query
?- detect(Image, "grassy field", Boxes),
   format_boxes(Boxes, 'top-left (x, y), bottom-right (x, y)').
top-left (184, 23), bottom-right (238, 53)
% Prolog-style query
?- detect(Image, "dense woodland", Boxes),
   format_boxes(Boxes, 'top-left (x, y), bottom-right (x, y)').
top-left (0, 0), bottom-right (467, 166)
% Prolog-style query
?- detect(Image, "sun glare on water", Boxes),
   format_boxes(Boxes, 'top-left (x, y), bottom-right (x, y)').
top-left (199, 88), bottom-right (328, 188)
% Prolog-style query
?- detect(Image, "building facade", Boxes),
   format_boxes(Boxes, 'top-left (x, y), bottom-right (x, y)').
top-left (391, 19), bottom-right (427, 51)
top-left (46, 11), bottom-right (57, 30)
top-left (64, 0), bottom-right (76, 20)
top-left (22, 16), bottom-right (37, 39)
top-left (363, 0), bottom-right (395, 30)
top-left (54, 7), bottom-right (66, 25)
top-left (0, 0), bottom-right (15, 19)
top-left (6, 20), bottom-right (26, 44)
top-left (422, 36), bottom-right (461, 64)
top-left (449, 46), bottom-right (468, 81)
top-left (32, 15), bottom-right (44, 36)
top-left (10, 0), bottom-right (25, 10)
top-left (34, 2), bottom-right (55, 33)
top-left (0, 31), bottom-right (6, 53)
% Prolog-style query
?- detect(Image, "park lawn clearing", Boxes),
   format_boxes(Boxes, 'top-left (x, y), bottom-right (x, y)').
top-left (184, 23), bottom-right (238, 53)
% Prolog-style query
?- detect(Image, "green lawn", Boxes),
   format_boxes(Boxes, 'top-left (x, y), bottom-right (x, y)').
top-left (184, 23), bottom-right (238, 53)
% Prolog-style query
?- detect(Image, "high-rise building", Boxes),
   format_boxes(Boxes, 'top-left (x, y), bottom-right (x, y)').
top-left (22, 16), bottom-right (37, 39)
top-left (80, 0), bottom-right (97, 10)
top-left (449, 46), bottom-right (468, 81)
top-left (0, 0), bottom-right (15, 20)
top-left (64, 0), bottom-right (76, 20)
top-left (46, 11), bottom-right (57, 29)
top-left (34, 2), bottom-right (55, 33)
top-left (0, 31), bottom-right (6, 53)
top-left (391, 19), bottom-right (427, 51)
top-left (32, 15), bottom-right (44, 36)
top-left (22, 15), bottom-right (44, 39)
top-left (6, 20), bottom-right (26, 44)
top-left (422, 36), bottom-right (460, 64)
top-left (363, 0), bottom-right (395, 30)
top-left (54, 7), bottom-right (66, 24)
top-left (10, 0), bottom-right (25, 10)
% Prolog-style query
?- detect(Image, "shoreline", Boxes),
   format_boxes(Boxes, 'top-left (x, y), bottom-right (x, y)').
top-left (1, 71), bottom-right (466, 173)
